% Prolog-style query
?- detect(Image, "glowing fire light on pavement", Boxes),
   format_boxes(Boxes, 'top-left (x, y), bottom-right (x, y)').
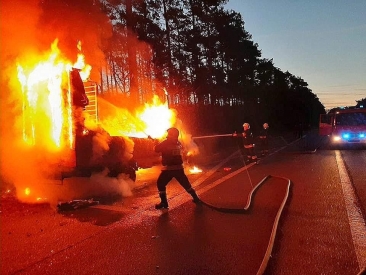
top-left (189, 166), bottom-right (202, 174)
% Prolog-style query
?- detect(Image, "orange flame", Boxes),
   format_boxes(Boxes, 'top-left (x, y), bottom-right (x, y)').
top-left (16, 39), bottom-right (92, 150)
top-left (73, 41), bottom-right (92, 80)
top-left (138, 95), bottom-right (176, 138)
top-left (189, 166), bottom-right (202, 174)
top-left (100, 94), bottom-right (176, 139)
top-left (17, 40), bottom-right (72, 149)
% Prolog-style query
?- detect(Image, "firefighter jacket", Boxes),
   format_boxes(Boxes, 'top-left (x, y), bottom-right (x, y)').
top-left (259, 128), bottom-right (269, 139)
top-left (241, 129), bottom-right (255, 148)
top-left (154, 139), bottom-right (184, 170)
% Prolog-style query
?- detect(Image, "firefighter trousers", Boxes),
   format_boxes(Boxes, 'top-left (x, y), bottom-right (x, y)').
top-left (157, 169), bottom-right (192, 192)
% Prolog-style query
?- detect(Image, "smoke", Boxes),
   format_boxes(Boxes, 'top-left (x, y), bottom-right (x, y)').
top-left (37, 0), bottom-right (112, 81)
top-left (0, 0), bottom-right (44, 195)
top-left (56, 172), bottom-right (136, 203)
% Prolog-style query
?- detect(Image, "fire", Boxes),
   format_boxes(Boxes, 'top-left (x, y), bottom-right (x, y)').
top-left (21, 187), bottom-right (46, 203)
top-left (16, 38), bottom-right (176, 155)
top-left (17, 39), bottom-right (91, 150)
top-left (17, 40), bottom-right (70, 149)
top-left (99, 94), bottom-right (176, 139)
top-left (189, 166), bottom-right (202, 174)
top-left (138, 95), bottom-right (175, 138)
top-left (74, 41), bottom-right (92, 79)
top-left (11, 38), bottom-right (181, 204)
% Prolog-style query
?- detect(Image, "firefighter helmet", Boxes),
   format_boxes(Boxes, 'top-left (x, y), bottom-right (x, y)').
top-left (263, 123), bottom-right (269, 129)
top-left (167, 127), bottom-right (179, 139)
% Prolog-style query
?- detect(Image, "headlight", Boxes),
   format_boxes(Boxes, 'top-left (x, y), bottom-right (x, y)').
top-left (333, 135), bottom-right (341, 142)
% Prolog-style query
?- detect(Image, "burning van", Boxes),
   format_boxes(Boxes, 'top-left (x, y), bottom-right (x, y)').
top-left (13, 41), bottom-right (198, 203)
top-left (65, 68), bottom-right (138, 181)
top-left (16, 42), bottom-right (158, 185)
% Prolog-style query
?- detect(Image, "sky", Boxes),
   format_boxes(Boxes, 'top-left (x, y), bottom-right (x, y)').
top-left (225, 0), bottom-right (366, 110)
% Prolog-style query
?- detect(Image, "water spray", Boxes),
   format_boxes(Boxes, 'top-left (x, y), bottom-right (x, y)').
top-left (192, 134), bottom-right (234, 139)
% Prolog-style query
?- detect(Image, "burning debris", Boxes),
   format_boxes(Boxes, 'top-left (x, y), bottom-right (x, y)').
top-left (57, 198), bottom-right (99, 211)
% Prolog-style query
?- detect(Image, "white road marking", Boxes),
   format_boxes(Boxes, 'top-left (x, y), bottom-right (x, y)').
top-left (335, 150), bottom-right (366, 270)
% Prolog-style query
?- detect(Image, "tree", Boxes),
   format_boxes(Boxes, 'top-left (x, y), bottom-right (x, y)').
top-left (96, 0), bottom-right (325, 133)
top-left (356, 97), bottom-right (366, 108)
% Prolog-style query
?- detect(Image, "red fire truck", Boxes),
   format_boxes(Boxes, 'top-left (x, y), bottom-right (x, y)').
top-left (319, 107), bottom-right (366, 147)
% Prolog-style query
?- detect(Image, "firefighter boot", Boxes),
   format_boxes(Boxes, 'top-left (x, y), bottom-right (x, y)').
top-left (187, 188), bottom-right (201, 204)
top-left (155, 191), bottom-right (169, 209)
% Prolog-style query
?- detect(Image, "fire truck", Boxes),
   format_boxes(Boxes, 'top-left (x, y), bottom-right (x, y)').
top-left (319, 107), bottom-right (366, 147)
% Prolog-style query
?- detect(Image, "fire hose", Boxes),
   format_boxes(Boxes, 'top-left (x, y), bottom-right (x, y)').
top-left (189, 133), bottom-right (292, 213)
top-left (194, 174), bottom-right (291, 275)
top-left (197, 175), bottom-right (292, 214)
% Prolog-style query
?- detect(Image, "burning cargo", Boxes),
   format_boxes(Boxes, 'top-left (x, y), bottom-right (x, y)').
top-left (64, 67), bottom-right (160, 182)
top-left (10, 41), bottom-right (196, 203)
top-left (17, 45), bottom-right (159, 186)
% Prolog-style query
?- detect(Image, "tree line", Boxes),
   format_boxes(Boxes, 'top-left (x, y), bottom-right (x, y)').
top-left (68, 0), bottom-right (329, 134)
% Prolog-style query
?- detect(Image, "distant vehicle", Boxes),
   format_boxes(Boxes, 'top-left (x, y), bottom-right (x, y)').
top-left (319, 107), bottom-right (366, 146)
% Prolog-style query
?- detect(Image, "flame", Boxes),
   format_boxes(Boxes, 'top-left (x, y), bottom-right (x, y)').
top-left (73, 41), bottom-right (92, 80)
top-left (138, 95), bottom-right (175, 138)
top-left (17, 40), bottom-right (71, 149)
top-left (12, 39), bottom-right (181, 203)
top-left (100, 94), bottom-right (176, 139)
top-left (16, 39), bottom-right (91, 150)
top-left (16, 39), bottom-right (175, 154)
top-left (189, 166), bottom-right (202, 174)
top-left (21, 187), bottom-right (46, 202)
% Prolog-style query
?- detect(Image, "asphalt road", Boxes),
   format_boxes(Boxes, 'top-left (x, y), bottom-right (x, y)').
top-left (1, 132), bottom-right (366, 275)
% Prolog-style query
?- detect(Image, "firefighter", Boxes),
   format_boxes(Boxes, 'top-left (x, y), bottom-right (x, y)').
top-left (233, 123), bottom-right (258, 164)
top-left (259, 123), bottom-right (269, 156)
top-left (153, 127), bottom-right (200, 209)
